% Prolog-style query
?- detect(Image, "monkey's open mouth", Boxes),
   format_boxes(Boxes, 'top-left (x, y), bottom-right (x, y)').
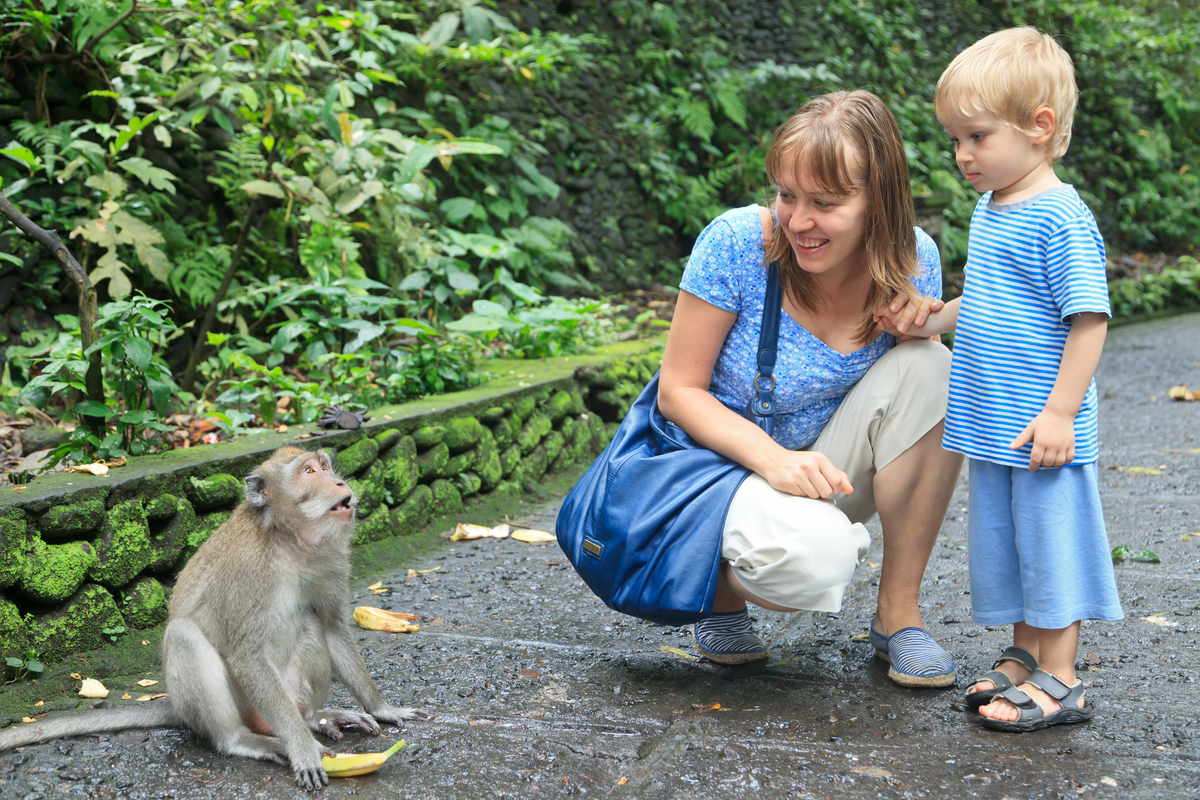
top-left (330, 495), bottom-right (353, 512)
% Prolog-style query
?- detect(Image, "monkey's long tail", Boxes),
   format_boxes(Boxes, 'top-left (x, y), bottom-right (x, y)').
top-left (0, 700), bottom-right (182, 750)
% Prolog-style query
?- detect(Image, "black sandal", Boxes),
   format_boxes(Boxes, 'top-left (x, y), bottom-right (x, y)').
top-left (966, 646), bottom-right (1037, 710)
top-left (979, 668), bottom-right (1094, 732)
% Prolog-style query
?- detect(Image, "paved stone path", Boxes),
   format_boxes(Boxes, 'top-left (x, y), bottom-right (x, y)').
top-left (1, 314), bottom-right (1199, 799)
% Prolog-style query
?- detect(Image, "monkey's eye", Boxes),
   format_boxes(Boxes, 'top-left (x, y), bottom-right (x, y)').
top-left (305, 466), bottom-right (315, 474)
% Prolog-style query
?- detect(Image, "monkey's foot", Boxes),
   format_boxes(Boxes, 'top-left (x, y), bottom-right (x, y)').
top-left (309, 709), bottom-right (382, 739)
top-left (371, 704), bottom-right (434, 726)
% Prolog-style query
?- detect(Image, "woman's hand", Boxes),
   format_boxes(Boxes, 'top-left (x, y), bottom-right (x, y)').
top-left (873, 292), bottom-right (943, 336)
top-left (759, 450), bottom-right (854, 499)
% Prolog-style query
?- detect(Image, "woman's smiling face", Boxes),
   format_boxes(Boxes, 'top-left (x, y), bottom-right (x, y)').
top-left (772, 154), bottom-right (869, 280)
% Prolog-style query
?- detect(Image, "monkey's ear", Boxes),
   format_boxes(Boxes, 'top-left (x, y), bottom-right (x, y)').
top-left (244, 474), bottom-right (268, 507)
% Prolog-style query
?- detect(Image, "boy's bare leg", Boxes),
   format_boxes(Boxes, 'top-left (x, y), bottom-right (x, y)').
top-left (980, 621), bottom-right (1085, 721)
top-left (968, 621), bottom-right (1038, 695)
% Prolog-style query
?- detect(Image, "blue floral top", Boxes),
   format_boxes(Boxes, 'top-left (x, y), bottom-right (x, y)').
top-left (679, 204), bottom-right (943, 451)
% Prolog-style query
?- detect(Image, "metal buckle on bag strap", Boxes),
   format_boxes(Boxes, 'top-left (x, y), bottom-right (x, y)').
top-left (749, 372), bottom-right (775, 416)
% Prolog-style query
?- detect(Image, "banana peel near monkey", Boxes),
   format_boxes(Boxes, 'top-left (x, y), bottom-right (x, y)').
top-left (0, 447), bottom-right (431, 791)
top-left (322, 738), bottom-right (405, 777)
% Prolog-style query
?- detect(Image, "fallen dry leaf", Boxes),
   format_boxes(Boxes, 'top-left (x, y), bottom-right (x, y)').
top-left (406, 566), bottom-right (441, 578)
top-left (65, 463), bottom-right (108, 476)
top-left (1121, 466), bottom-right (1162, 475)
top-left (34, 701), bottom-right (43, 707)
top-left (852, 766), bottom-right (893, 779)
top-left (70, 673), bottom-right (82, 680)
top-left (451, 522), bottom-right (510, 541)
top-left (1101, 777), bottom-right (1119, 787)
top-left (367, 581), bottom-right (383, 591)
top-left (353, 606), bottom-right (420, 633)
top-left (122, 693), bottom-right (131, 700)
top-left (658, 646), bottom-right (698, 661)
top-left (616, 777), bottom-right (628, 786)
top-left (137, 679), bottom-right (158, 687)
top-left (1169, 384), bottom-right (1198, 401)
top-left (511, 528), bottom-right (555, 543)
top-left (850, 633), bottom-right (870, 641)
top-left (21, 717), bottom-right (36, 724)
top-left (1142, 614), bottom-right (1179, 628)
top-left (78, 679), bottom-right (109, 699)
top-left (135, 693), bottom-right (169, 701)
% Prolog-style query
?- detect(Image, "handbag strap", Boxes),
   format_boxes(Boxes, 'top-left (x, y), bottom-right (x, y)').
top-left (747, 261), bottom-right (782, 433)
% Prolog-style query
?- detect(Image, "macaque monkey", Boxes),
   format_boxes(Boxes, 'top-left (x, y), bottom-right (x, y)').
top-left (0, 447), bottom-right (429, 790)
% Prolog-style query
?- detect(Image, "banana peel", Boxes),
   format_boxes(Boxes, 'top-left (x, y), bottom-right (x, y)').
top-left (322, 739), bottom-right (406, 777)
top-left (353, 606), bottom-right (420, 633)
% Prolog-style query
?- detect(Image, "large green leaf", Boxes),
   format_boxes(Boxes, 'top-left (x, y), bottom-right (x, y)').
top-left (395, 144), bottom-right (437, 184)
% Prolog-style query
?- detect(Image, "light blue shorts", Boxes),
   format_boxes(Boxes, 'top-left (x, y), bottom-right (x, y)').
top-left (968, 458), bottom-right (1124, 629)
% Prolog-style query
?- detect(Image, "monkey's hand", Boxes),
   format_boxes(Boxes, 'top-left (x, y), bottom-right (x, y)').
top-left (369, 704), bottom-right (434, 727)
top-left (290, 739), bottom-right (332, 791)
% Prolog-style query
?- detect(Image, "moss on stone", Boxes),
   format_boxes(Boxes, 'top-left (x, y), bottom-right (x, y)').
top-left (374, 428), bottom-right (402, 453)
top-left (187, 473), bottom-right (241, 512)
top-left (547, 390), bottom-right (574, 422)
top-left (443, 416), bottom-right (484, 452)
top-left (146, 496), bottom-right (196, 573)
top-left (491, 479), bottom-right (522, 498)
top-left (512, 395), bottom-right (537, 422)
top-left (0, 595), bottom-right (28, 659)
top-left (519, 444), bottom-right (550, 485)
top-left (38, 496), bottom-right (105, 540)
top-left (430, 479), bottom-right (463, 517)
top-left (412, 425), bottom-right (446, 449)
top-left (391, 484), bottom-right (432, 533)
top-left (347, 471), bottom-right (385, 517)
top-left (499, 443), bottom-right (522, 478)
top-left (542, 430), bottom-right (565, 465)
top-left (355, 506), bottom-right (394, 545)
top-left (89, 498), bottom-right (155, 589)
top-left (417, 442), bottom-right (449, 480)
top-left (455, 471), bottom-right (482, 497)
top-left (559, 416), bottom-right (577, 446)
top-left (588, 413), bottom-right (607, 446)
top-left (568, 390), bottom-right (587, 416)
top-left (491, 413), bottom-right (520, 448)
top-left (176, 510), bottom-right (231, 567)
top-left (335, 437), bottom-right (378, 477)
top-left (143, 493), bottom-right (179, 521)
top-left (119, 576), bottom-right (170, 629)
top-left (478, 444), bottom-right (503, 490)
top-left (381, 436), bottom-right (419, 501)
top-left (517, 412), bottom-right (553, 454)
top-left (0, 506), bottom-right (26, 591)
top-left (18, 535), bottom-right (97, 604)
top-left (28, 583), bottom-right (125, 664)
top-left (478, 405), bottom-right (507, 424)
top-left (445, 447), bottom-right (477, 477)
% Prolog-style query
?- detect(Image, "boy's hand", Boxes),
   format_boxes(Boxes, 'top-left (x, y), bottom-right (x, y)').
top-left (1010, 409), bottom-right (1076, 471)
top-left (873, 293), bottom-right (943, 337)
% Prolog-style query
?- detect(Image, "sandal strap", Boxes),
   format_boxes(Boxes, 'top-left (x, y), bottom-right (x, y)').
top-left (997, 685), bottom-right (1042, 720)
top-left (1026, 668), bottom-right (1081, 703)
top-left (993, 646), bottom-right (1037, 673)
top-left (970, 669), bottom-right (1014, 692)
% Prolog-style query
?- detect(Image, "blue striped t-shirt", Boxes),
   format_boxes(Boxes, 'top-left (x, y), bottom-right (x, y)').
top-left (943, 186), bottom-right (1110, 467)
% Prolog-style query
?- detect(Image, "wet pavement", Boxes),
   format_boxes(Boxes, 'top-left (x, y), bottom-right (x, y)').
top-left (2, 313), bottom-right (1199, 799)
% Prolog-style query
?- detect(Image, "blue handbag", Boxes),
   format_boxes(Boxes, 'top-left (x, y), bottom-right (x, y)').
top-left (555, 263), bottom-right (783, 625)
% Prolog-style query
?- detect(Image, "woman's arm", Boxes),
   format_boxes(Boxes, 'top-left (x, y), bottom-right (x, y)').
top-left (658, 291), bottom-right (853, 498)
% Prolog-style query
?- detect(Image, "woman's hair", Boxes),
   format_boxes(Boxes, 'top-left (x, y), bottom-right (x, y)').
top-left (934, 27), bottom-right (1076, 161)
top-left (763, 90), bottom-right (918, 345)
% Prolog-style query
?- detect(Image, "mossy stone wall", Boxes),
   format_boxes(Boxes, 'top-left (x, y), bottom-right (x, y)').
top-left (0, 339), bottom-right (664, 663)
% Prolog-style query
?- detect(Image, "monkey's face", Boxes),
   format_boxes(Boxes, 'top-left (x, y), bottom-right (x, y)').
top-left (292, 450), bottom-right (357, 524)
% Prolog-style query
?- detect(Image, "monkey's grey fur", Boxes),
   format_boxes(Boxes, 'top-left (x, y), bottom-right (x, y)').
top-left (0, 446), bottom-right (429, 790)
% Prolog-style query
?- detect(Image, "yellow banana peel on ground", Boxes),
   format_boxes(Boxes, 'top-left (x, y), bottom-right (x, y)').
top-left (353, 606), bottom-right (420, 633)
top-left (322, 739), bottom-right (406, 777)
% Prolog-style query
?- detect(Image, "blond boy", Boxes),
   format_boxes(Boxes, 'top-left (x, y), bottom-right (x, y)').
top-left (880, 27), bottom-right (1122, 731)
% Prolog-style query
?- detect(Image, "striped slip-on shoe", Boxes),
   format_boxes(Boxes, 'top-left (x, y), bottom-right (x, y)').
top-left (869, 617), bottom-right (956, 688)
top-left (692, 609), bottom-right (769, 665)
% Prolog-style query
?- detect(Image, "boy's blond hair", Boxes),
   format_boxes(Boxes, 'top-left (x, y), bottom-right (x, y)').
top-left (935, 27), bottom-right (1077, 160)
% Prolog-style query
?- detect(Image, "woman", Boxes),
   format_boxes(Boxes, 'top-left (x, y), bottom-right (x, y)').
top-left (658, 90), bottom-right (961, 686)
